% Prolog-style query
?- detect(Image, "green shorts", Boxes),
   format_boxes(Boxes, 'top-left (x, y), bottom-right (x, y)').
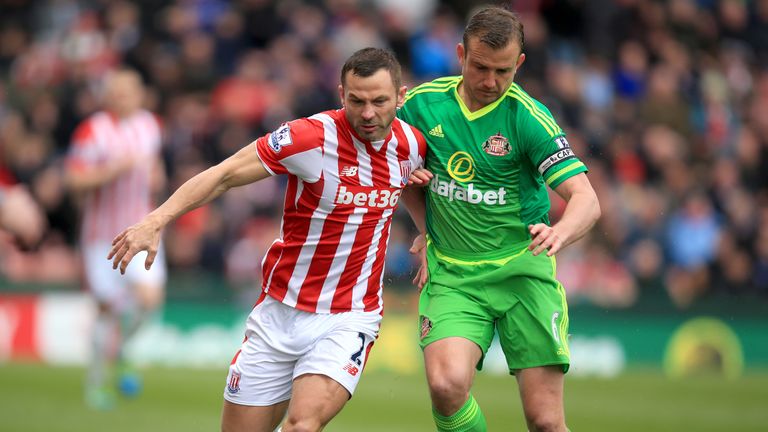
top-left (418, 242), bottom-right (570, 374)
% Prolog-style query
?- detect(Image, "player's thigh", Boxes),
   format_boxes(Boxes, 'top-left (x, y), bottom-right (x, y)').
top-left (497, 278), bottom-right (570, 373)
top-left (515, 366), bottom-right (565, 422)
top-left (419, 277), bottom-right (491, 391)
top-left (125, 244), bottom-right (167, 310)
top-left (224, 297), bottom-right (298, 408)
top-left (418, 276), bottom-right (495, 357)
top-left (83, 243), bottom-right (130, 311)
top-left (221, 399), bottom-right (289, 432)
top-left (282, 311), bottom-right (379, 428)
top-left (282, 374), bottom-right (351, 430)
top-left (293, 310), bottom-right (379, 399)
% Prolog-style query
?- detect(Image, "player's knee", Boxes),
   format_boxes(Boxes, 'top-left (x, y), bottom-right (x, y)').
top-left (135, 283), bottom-right (163, 310)
top-left (281, 415), bottom-right (323, 432)
top-left (427, 372), bottom-right (470, 404)
top-left (525, 412), bottom-right (565, 432)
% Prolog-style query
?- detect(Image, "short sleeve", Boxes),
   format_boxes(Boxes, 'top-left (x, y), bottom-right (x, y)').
top-left (255, 118), bottom-right (325, 182)
top-left (518, 102), bottom-right (587, 189)
top-left (66, 120), bottom-right (103, 171)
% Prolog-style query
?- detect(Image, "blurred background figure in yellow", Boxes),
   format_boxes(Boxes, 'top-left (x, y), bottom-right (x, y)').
top-left (65, 68), bottom-right (167, 410)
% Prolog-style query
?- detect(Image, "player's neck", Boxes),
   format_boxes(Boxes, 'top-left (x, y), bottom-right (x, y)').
top-left (456, 81), bottom-right (484, 113)
top-left (107, 108), bottom-right (138, 120)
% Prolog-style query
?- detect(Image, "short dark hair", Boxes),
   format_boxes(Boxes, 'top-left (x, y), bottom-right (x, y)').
top-left (463, 6), bottom-right (524, 52)
top-left (340, 47), bottom-right (402, 89)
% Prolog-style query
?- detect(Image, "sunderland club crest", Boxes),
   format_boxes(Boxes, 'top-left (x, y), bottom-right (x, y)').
top-left (482, 132), bottom-right (510, 156)
top-left (420, 316), bottom-right (433, 339)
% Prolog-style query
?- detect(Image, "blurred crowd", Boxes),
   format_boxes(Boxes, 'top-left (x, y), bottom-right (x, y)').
top-left (1, 0), bottom-right (767, 309)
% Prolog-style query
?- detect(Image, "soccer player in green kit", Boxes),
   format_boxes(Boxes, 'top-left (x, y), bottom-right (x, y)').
top-left (398, 6), bottom-right (601, 432)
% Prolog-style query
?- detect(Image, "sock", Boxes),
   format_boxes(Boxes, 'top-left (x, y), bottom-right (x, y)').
top-left (87, 313), bottom-right (117, 389)
top-left (433, 394), bottom-right (487, 432)
top-left (120, 305), bottom-right (152, 343)
top-left (118, 306), bottom-right (159, 365)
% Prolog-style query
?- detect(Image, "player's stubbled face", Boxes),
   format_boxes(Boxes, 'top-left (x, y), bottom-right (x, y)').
top-left (341, 69), bottom-right (404, 141)
top-left (106, 73), bottom-right (144, 117)
top-left (458, 36), bottom-right (523, 111)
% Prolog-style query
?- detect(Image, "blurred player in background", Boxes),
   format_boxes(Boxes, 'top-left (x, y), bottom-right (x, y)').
top-left (0, 184), bottom-right (46, 248)
top-left (400, 6), bottom-right (601, 432)
top-left (108, 48), bottom-right (425, 432)
top-left (65, 68), bottom-right (167, 410)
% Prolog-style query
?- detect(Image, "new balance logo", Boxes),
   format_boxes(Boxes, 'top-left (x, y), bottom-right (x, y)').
top-left (343, 363), bottom-right (360, 376)
top-left (428, 124), bottom-right (444, 138)
top-left (340, 166), bottom-right (358, 177)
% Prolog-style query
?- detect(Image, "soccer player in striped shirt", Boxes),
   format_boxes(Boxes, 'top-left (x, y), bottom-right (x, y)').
top-left (399, 6), bottom-right (601, 432)
top-left (108, 48), bottom-right (426, 432)
top-left (66, 69), bottom-right (167, 410)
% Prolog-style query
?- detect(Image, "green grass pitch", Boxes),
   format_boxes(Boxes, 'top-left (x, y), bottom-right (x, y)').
top-left (1, 362), bottom-right (766, 431)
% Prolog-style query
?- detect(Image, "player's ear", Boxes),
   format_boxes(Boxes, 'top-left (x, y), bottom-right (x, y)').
top-left (515, 52), bottom-right (526, 71)
top-left (456, 43), bottom-right (465, 67)
top-left (397, 85), bottom-right (407, 108)
top-left (338, 84), bottom-right (345, 108)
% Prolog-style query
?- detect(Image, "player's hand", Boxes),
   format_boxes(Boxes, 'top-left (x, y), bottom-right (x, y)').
top-left (528, 223), bottom-right (564, 257)
top-left (407, 168), bottom-right (433, 186)
top-left (108, 218), bottom-right (161, 274)
top-left (409, 233), bottom-right (428, 291)
top-left (111, 154), bottom-right (148, 177)
top-left (112, 156), bottom-right (136, 175)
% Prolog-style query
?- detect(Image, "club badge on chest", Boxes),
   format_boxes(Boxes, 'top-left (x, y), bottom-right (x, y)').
top-left (482, 132), bottom-right (510, 156)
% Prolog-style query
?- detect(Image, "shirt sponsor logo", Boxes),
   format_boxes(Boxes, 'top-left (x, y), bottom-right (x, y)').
top-left (335, 185), bottom-right (401, 209)
top-left (268, 123), bottom-right (292, 153)
top-left (446, 151), bottom-right (475, 182)
top-left (482, 132), bottom-right (510, 156)
top-left (430, 173), bottom-right (507, 206)
top-left (538, 148), bottom-right (574, 175)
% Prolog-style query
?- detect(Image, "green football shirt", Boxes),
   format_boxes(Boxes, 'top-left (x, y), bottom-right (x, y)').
top-left (398, 76), bottom-right (587, 259)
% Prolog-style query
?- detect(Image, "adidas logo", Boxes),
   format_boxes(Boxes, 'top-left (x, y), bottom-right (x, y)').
top-left (428, 124), bottom-right (444, 138)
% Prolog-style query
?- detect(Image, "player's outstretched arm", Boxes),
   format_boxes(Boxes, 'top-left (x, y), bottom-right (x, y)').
top-left (528, 172), bottom-right (601, 256)
top-left (108, 142), bottom-right (271, 274)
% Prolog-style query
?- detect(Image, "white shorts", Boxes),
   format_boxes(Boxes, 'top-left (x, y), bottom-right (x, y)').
top-left (83, 241), bottom-right (167, 311)
top-left (224, 295), bottom-right (381, 406)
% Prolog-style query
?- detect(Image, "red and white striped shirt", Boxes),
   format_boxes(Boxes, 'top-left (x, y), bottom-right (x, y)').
top-left (67, 110), bottom-right (162, 244)
top-left (256, 109), bottom-right (426, 314)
